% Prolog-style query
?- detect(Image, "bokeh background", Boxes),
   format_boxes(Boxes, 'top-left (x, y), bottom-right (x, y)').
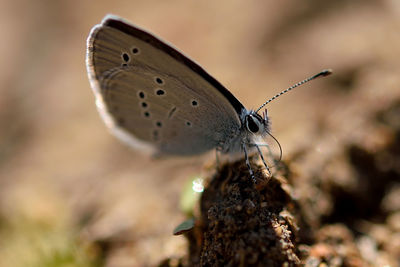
top-left (0, 0), bottom-right (399, 266)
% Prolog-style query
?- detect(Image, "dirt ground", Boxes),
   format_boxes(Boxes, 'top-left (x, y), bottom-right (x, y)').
top-left (0, 1), bottom-right (399, 266)
top-left (162, 89), bottom-right (400, 266)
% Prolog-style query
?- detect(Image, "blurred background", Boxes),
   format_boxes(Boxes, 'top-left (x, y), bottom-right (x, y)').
top-left (0, 0), bottom-right (399, 266)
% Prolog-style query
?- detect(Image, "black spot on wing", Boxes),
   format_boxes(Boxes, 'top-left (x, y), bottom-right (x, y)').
top-left (132, 47), bottom-right (139, 54)
top-left (155, 89), bottom-right (165, 96)
top-left (155, 77), bottom-right (164, 85)
top-left (122, 53), bottom-right (130, 62)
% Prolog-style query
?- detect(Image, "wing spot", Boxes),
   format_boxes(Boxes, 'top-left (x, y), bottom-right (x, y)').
top-left (138, 91), bottom-right (145, 99)
top-left (122, 63), bottom-right (128, 67)
top-left (144, 111), bottom-right (150, 118)
top-left (156, 89), bottom-right (165, 96)
top-left (186, 121), bottom-right (192, 127)
top-left (156, 121), bottom-right (162, 127)
top-left (141, 102), bottom-right (148, 108)
top-left (155, 77), bottom-right (164, 85)
top-left (168, 107), bottom-right (177, 118)
top-left (191, 100), bottom-right (198, 107)
top-left (132, 47), bottom-right (139, 54)
top-left (122, 53), bottom-right (130, 62)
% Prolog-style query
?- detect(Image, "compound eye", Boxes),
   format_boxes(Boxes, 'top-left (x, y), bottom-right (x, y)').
top-left (246, 115), bottom-right (260, 133)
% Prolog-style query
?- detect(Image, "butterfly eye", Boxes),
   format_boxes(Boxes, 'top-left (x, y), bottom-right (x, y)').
top-left (246, 115), bottom-right (260, 133)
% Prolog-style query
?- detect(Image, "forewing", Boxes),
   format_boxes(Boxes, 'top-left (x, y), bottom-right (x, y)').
top-left (86, 15), bottom-right (244, 155)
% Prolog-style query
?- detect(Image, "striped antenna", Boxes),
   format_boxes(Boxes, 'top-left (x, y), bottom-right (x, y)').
top-left (256, 69), bottom-right (332, 113)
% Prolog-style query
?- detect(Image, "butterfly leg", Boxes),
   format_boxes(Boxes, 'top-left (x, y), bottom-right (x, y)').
top-left (242, 143), bottom-right (256, 183)
top-left (254, 143), bottom-right (271, 176)
top-left (250, 143), bottom-right (280, 168)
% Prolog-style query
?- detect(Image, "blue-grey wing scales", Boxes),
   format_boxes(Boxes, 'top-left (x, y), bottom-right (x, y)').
top-left (86, 15), bottom-right (244, 155)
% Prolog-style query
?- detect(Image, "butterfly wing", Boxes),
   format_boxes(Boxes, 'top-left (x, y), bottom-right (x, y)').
top-left (86, 15), bottom-right (245, 155)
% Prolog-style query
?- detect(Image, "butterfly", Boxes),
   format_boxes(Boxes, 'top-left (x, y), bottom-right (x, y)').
top-left (86, 15), bottom-right (331, 181)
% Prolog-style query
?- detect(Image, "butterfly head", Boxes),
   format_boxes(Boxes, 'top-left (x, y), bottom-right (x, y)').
top-left (244, 109), bottom-right (270, 136)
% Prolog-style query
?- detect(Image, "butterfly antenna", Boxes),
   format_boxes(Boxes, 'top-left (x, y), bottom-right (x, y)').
top-left (256, 69), bottom-right (332, 113)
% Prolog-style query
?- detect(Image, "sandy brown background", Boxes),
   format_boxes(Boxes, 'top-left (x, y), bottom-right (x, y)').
top-left (0, 0), bottom-right (399, 266)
